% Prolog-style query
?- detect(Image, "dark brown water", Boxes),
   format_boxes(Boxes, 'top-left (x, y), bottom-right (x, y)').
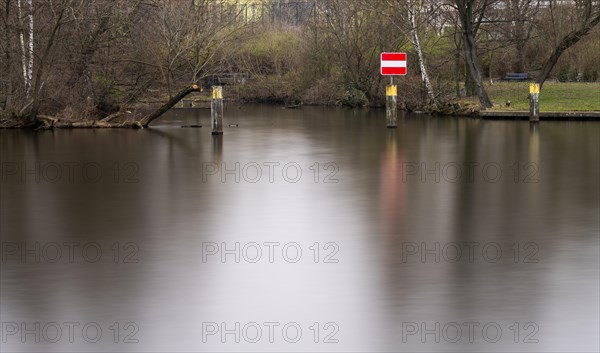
top-left (1, 106), bottom-right (599, 352)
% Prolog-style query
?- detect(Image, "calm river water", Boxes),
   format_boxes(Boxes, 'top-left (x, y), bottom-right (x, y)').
top-left (1, 106), bottom-right (599, 352)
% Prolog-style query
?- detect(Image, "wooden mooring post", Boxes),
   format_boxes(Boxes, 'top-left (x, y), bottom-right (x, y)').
top-left (211, 86), bottom-right (224, 135)
top-left (386, 79), bottom-right (398, 128)
top-left (529, 83), bottom-right (540, 123)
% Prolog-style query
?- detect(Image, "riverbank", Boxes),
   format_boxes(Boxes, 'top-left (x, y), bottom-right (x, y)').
top-left (2, 81), bottom-right (599, 129)
top-left (3, 105), bottom-right (600, 130)
top-left (430, 81), bottom-right (600, 120)
top-left (483, 82), bottom-right (600, 112)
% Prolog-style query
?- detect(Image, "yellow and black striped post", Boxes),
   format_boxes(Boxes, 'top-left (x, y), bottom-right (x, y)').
top-left (211, 86), bottom-right (224, 135)
top-left (386, 84), bottom-right (398, 128)
top-left (529, 83), bottom-right (540, 123)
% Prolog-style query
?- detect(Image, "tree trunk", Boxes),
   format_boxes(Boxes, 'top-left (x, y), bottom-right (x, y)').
top-left (16, 0), bottom-right (32, 96)
top-left (514, 40), bottom-right (526, 72)
top-left (511, 0), bottom-right (528, 73)
top-left (138, 84), bottom-right (201, 127)
top-left (30, 7), bottom-right (65, 121)
top-left (408, 0), bottom-right (438, 106)
top-left (453, 22), bottom-right (462, 98)
top-left (465, 67), bottom-right (476, 97)
top-left (457, 0), bottom-right (492, 108)
top-left (2, 0), bottom-right (12, 110)
top-left (25, 0), bottom-right (32, 96)
top-left (463, 33), bottom-right (491, 107)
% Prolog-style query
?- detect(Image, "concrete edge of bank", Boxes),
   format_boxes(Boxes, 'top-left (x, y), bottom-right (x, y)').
top-left (479, 111), bottom-right (600, 120)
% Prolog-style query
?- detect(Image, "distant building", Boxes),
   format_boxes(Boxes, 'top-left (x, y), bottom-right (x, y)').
top-left (196, 0), bottom-right (318, 25)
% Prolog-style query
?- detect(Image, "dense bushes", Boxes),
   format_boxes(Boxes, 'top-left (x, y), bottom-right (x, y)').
top-left (1, 0), bottom-right (599, 123)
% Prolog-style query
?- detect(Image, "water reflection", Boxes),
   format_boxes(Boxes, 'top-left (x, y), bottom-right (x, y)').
top-left (1, 107), bottom-right (598, 352)
top-left (212, 134), bottom-right (223, 161)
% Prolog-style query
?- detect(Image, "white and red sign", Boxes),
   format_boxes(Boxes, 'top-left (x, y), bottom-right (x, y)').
top-left (381, 52), bottom-right (407, 76)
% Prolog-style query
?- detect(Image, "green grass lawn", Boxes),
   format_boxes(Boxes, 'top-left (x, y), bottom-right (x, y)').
top-left (465, 82), bottom-right (600, 111)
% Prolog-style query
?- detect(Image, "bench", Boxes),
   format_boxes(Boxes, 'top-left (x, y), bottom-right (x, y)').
top-left (504, 73), bottom-right (530, 81)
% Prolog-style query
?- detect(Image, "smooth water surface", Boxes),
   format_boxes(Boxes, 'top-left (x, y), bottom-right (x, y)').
top-left (1, 106), bottom-right (599, 352)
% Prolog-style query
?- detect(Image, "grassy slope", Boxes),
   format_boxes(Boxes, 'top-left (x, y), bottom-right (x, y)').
top-left (463, 82), bottom-right (600, 111)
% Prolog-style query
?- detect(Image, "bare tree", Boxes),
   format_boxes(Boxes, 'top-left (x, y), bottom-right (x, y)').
top-left (66, 0), bottom-right (118, 88)
top-left (16, 0), bottom-right (33, 96)
top-left (316, 0), bottom-right (398, 105)
top-left (147, 1), bottom-right (243, 97)
top-left (407, 0), bottom-right (439, 105)
top-left (30, 1), bottom-right (68, 120)
top-left (537, 0), bottom-right (600, 88)
top-left (1, 0), bottom-right (13, 110)
top-left (505, 0), bottom-right (539, 72)
top-left (373, 0), bottom-right (441, 105)
top-left (156, 1), bottom-right (194, 97)
top-left (454, 0), bottom-right (494, 108)
top-left (187, 0), bottom-right (245, 84)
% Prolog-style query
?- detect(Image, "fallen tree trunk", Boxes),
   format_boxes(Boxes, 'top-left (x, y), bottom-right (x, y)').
top-left (100, 111), bottom-right (126, 122)
top-left (3, 84), bottom-right (203, 129)
top-left (36, 115), bottom-right (59, 128)
top-left (33, 115), bottom-right (136, 129)
top-left (137, 84), bottom-right (202, 127)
